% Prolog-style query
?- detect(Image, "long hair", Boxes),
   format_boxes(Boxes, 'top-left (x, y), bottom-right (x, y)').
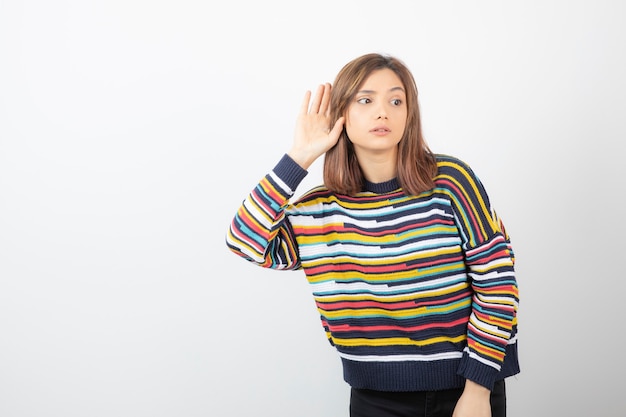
top-left (323, 53), bottom-right (437, 196)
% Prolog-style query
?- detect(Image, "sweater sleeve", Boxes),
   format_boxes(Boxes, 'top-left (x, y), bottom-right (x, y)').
top-left (226, 154), bottom-right (308, 270)
top-left (436, 156), bottom-right (519, 390)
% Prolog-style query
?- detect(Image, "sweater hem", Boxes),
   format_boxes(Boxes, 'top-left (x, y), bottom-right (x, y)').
top-left (342, 358), bottom-right (466, 392)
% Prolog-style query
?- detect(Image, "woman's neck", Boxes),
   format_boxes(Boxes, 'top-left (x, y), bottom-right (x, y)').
top-left (356, 149), bottom-right (398, 183)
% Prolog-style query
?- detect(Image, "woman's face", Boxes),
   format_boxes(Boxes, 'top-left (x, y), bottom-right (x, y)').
top-left (344, 68), bottom-right (407, 158)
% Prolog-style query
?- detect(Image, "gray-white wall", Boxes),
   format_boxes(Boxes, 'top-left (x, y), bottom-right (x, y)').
top-left (1, 1), bottom-right (624, 416)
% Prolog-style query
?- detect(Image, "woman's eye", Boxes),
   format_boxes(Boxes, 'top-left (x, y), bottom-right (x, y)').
top-left (357, 97), bottom-right (371, 104)
top-left (391, 99), bottom-right (402, 106)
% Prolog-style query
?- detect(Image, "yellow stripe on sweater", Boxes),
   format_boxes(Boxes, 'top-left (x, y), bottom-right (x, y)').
top-left (332, 334), bottom-right (467, 347)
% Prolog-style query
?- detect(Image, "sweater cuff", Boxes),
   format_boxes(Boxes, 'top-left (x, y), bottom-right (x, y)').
top-left (457, 343), bottom-right (520, 391)
top-left (456, 352), bottom-right (500, 391)
top-left (273, 154), bottom-right (308, 191)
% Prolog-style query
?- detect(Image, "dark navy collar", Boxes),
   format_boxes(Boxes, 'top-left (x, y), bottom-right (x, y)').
top-left (362, 177), bottom-right (401, 194)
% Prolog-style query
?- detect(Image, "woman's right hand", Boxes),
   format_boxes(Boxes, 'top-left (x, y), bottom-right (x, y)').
top-left (288, 83), bottom-right (345, 170)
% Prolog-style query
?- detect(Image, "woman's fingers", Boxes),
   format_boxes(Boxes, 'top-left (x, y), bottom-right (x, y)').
top-left (304, 83), bottom-right (332, 115)
top-left (308, 84), bottom-right (325, 114)
top-left (299, 90), bottom-right (312, 116)
top-left (290, 84), bottom-right (340, 170)
top-left (319, 83), bottom-right (332, 115)
top-left (330, 116), bottom-right (345, 137)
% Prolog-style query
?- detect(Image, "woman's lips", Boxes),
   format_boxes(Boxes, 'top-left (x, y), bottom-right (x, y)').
top-left (370, 126), bottom-right (391, 135)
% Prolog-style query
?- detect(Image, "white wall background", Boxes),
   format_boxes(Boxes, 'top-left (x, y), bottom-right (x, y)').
top-left (1, 1), bottom-right (625, 416)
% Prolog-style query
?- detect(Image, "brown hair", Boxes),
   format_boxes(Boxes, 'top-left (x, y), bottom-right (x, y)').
top-left (323, 53), bottom-right (437, 196)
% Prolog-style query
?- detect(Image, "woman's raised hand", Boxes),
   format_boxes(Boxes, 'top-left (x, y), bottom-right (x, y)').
top-left (288, 83), bottom-right (345, 170)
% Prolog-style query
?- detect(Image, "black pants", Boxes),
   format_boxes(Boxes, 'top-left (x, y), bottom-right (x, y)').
top-left (349, 380), bottom-right (506, 417)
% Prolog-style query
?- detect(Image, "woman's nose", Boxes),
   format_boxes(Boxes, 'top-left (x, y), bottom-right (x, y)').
top-left (375, 102), bottom-right (388, 119)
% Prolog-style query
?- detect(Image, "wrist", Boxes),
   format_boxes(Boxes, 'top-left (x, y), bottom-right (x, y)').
top-left (287, 149), bottom-right (316, 170)
top-left (463, 379), bottom-right (491, 398)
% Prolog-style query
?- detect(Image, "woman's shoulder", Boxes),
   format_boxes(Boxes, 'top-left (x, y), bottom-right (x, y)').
top-left (293, 184), bottom-right (334, 205)
top-left (434, 153), bottom-right (479, 179)
top-left (432, 153), bottom-right (486, 194)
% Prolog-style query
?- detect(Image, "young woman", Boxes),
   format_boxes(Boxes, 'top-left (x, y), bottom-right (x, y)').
top-left (226, 53), bottom-right (519, 417)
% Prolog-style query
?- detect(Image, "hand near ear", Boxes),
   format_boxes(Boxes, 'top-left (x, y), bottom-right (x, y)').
top-left (288, 83), bottom-right (345, 170)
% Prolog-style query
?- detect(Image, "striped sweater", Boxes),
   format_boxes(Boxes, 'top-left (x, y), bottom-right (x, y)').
top-left (226, 153), bottom-right (519, 391)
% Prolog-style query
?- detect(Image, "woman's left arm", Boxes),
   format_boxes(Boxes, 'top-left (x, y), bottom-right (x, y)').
top-left (438, 157), bottom-right (519, 391)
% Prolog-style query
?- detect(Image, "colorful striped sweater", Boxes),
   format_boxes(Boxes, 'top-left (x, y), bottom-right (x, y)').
top-left (226, 153), bottom-right (519, 391)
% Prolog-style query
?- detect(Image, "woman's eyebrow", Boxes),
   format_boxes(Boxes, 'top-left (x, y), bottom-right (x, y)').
top-left (357, 86), bottom-right (406, 94)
